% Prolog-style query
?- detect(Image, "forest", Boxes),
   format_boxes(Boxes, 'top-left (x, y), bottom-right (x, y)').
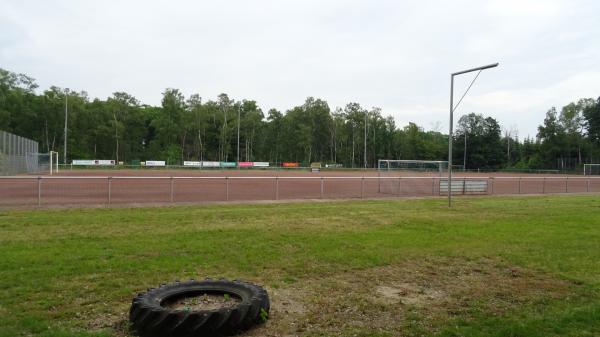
top-left (1, 67), bottom-right (599, 170)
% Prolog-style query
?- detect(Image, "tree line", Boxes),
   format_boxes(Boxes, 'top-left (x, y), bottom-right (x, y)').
top-left (1, 68), bottom-right (599, 170)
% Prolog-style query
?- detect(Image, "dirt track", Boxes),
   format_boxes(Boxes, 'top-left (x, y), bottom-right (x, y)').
top-left (1, 169), bottom-right (598, 207)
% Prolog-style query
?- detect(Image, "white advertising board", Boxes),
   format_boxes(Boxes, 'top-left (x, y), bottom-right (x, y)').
top-left (145, 160), bottom-right (166, 167)
top-left (253, 162), bottom-right (270, 167)
top-left (72, 159), bottom-right (115, 166)
top-left (72, 160), bottom-right (95, 166)
top-left (201, 161), bottom-right (220, 168)
top-left (184, 161), bottom-right (201, 167)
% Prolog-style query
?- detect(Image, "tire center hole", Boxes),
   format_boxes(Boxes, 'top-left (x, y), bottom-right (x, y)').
top-left (163, 291), bottom-right (242, 311)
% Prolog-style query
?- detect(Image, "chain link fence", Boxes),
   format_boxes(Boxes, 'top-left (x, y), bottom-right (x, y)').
top-left (0, 130), bottom-right (49, 176)
top-left (0, 175), bottom-right (599, 207)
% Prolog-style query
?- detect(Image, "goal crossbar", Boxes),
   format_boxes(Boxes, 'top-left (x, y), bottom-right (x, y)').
top-left (378, 159), bottom-right (448, 172)
top-left (377, 159), bottom-right (449, 193)
top-left (584, 164), bottom-right (600, 176)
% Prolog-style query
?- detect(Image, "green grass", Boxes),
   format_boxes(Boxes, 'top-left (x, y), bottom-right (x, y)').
top-left (1, 195), bottom-right (600, 336)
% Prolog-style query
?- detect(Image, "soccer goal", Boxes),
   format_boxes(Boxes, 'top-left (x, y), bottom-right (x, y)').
top-left (584, 164), bottom-right (600, 176)
top-left (377, 159), bottom-right (448, 194)
top-left (49, 151), bottom-right (59, 174)
top-left (378, 159), bottom-right (448, 175)
top-left (25, 151), bottom-right (59, 175)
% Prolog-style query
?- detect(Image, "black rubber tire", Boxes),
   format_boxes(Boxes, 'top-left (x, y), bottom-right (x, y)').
top-left (129, 279), bottom-right (270, 337)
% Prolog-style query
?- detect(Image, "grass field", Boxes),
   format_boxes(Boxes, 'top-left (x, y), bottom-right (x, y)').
top-left (1, 195), bottom-right (600, 337)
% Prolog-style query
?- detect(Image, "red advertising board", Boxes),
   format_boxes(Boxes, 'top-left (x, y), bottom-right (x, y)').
top-left (282, 162), bottom-right (299, 167)
top-left (238, 162), bottom-right (253, 167)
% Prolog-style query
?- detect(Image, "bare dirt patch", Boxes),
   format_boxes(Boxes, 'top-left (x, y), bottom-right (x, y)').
top-left (375, 283), bottom-right (445, 306)
top-left (164, 293), bottom-right (242, 311)
top-left (244, 256), bottom-right (575, 337)
top-left (90, 256), bottom-right (575, 337)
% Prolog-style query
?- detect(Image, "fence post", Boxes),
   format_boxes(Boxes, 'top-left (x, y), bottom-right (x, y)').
top-left (397, 177), bottom-right (401, 196)
top-left (108, 177), bottom-right (112, 205)
top-left (37, 176), bottom-right (42, 206)
top-left (320, 177), bottom-right (324, 199)
top-left (542, 177), bottom-right (546, 194)
top-left (462, 179), bottom-right (466, 195)
top-left (490, 177), bottom-right (494, 195)
top-left (361, 177), bottom-right (364, 199)
top-left (170, 177), bottom-right (174, 202)
top-left (226, 177), bottom-right (229, 201)
top-left (565, 177), bottom-right (568, 193)
top-left (275, 177), bottom-right (279, 200)
top-left (518, 177), bottom-right (522, 194)
top-left (432, 178), bottom-right (436, 196)
top-left (587, 178), bottom-right (591, 193)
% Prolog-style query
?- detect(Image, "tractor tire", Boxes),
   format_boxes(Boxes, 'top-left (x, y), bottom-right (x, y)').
top-left (129, 279), bottom-right (270, 337)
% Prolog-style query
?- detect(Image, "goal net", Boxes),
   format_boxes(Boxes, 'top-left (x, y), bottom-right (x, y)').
top-left (26, 152), bottom-right (49, 174)
top-left (584, 164), bottom-right (600, 176)
top-left (377, 159), bottom-right (448, 194)
top-left (378, 160), bottom-right (448, 174)
top-left (23, 151), bottom-right (58, 175)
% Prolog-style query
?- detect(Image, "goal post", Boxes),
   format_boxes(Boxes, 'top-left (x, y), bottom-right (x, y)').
top-left (378, 159), bottom-right (448, 175)
top-left (584, 164), bottom-right (600, 176)
top-left (24, 152), bottom-right (58, 175)
top-left (49, 151), bottom-right (59, 174)
top-left (377, 159), bottom-right (449, 194)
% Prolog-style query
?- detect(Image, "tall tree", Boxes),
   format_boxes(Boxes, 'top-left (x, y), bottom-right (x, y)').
top-left (537, 107), bottom-right (567, 169)
top-left (455, 113), bottom-right (503, 169)
top-left (106, 92), bottom-right (140, 162)
top-left (583, 98), bottom-right (600, 145)
top-left (149, 88), bottom-right (186, 164)
top-left (3, 66), bottom-right (599, 172)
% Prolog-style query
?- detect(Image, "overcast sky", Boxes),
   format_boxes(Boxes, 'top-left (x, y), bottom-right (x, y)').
top-left (2, 0), bottom-right (599, 138)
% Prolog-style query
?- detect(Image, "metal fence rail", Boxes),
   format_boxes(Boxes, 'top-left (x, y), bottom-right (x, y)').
top-left (1, 176), bottom-right (599, 207)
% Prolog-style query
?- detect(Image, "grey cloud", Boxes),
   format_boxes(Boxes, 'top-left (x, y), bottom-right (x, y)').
top-left (1, 0), bottom-right (599, 137)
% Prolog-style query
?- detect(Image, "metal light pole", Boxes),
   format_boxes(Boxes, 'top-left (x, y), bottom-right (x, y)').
top-left (448, 63), bottom-right (498, 207)
top-left (237, 105), bottom-right (241, 166)
top-left (63, 88), bottom-right (69, 164)
top-left (364, 110), bottom-right (367, 169)
top-left (463, 131), bottom-right (467, 171)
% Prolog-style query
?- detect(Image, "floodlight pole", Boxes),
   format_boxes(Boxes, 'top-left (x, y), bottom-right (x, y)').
top-left (63, 88), bottom-right (69, 164)
top-left (448, 63), bottom-right (498, 207)
top-left (364, 110), bottom-right (367, 169)
top-left (448, 76), bottom-right (454, 205)
top-left (464, 132), bottom-right (467, 171)
top-left (237, 105), bottom-right (241, 167)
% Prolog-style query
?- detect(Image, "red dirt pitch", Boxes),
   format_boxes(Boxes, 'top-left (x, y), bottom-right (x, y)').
top-left (1, 169), bottom-right (598, 207)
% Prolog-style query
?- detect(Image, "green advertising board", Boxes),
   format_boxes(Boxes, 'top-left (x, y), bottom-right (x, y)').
top-left (220, 162), bottom-right (237, 168)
